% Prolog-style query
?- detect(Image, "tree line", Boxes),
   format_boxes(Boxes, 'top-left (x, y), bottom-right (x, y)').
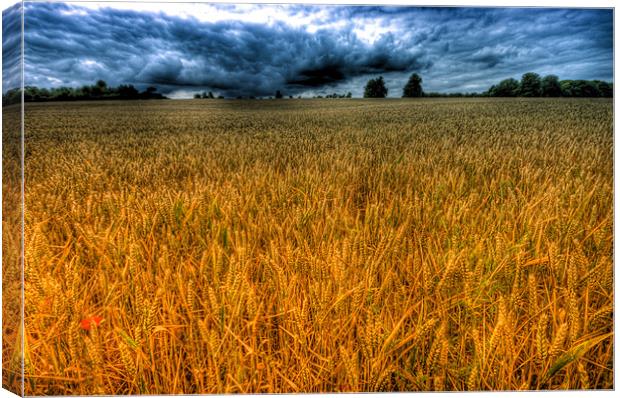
top-left (193, 90), bottom-right (354, 100)
top-left (2, 80), bottom-right (167, 105)
top-left (486, 73), bottom-right (612, 97)
top-left (4, 73), bottom-right (611, 105)
top-left (362, 73), bottom-right (613, 98)
top-left (193, 91), bottom-right (224, 99)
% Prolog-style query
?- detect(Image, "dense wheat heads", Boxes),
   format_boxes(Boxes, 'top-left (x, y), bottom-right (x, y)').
top-left (16, 98), bottom-right (613, 394)
top-left (2, 104), bottom-right (23, 393)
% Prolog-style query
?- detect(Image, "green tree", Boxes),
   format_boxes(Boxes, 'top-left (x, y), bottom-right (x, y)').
top-left (402, 73), bottom-right (423, 97)
top-left (91, 80), bottom-right (108, 97)
top-left (117, 84), bottom-right (138, 98)
top-left (541, 75), bottom-right (562, 97)
top-left (595, 81), bottom-right (613, 97)
top-left (489, 78), bottom-right (520, 97)
top-left (560, 80), bottom-right (601, 97)
top-left (364, 76), bottom-right (388, 98)
top-left (275, 90), bottom-right (283, 99)
top-left (2, 88), bottom-right (21, 105)
top-left (519, 73), bottom-right (541, 97)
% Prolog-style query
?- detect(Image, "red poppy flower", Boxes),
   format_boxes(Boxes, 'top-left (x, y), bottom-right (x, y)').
top-left (80, 316), bottom-right (104, 330)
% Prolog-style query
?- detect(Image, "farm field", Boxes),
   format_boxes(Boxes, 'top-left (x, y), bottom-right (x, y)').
top-left (3, 98), bottom-right (613, 394)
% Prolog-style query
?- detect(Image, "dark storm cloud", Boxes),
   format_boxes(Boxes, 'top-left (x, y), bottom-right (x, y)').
top-left (20, 2), bottom-right (432, 96)
top-left (15, 3), bottom-right (613, 97)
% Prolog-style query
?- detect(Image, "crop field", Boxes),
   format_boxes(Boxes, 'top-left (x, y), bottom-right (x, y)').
top-left (2, 98), bottom-right (613, 394)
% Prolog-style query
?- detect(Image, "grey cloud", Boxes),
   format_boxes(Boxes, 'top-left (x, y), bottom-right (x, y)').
top-left (10, 2), bottom-right (614, 97)
top-left (466, 46), bottom-right (519, 68)
top-left (136, 56), bottom-right (183, 85)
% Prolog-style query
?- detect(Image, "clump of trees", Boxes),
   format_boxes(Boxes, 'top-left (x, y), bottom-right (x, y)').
top-left (3, 80), bottom-right (167, 105)
top-left (193, 91), bottom-right (225, 99)
top-left (487, 78), bottom-right (520, 97)
top-left (366, 72), bottom-right (476, 98)
top-left (194, 91), bottom-right (215, 99)
top-left (322, 92), bottom-right (352, 98)
top-left (402, 73), bottom-right (423, 97)
top-left (2, 89), bottom-right (20, 105)
top-left (279, 90), bottom-right (352, 99)
top-left (6, 72), bottom-right (609, 106)
top-left (486, 73), bottom-right (612, 97)
top-left (541, 75), bottom-right (562, 97)
top-left (424, 92), bottom-right (482, 98)
top-left (364, 76), bottom-right (388, 98)
top-left (359, 72), bottom-right (612, 99)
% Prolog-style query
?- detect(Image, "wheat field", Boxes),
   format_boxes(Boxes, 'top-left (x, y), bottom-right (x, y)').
top-left (2, 98), bottom-right (614, 394)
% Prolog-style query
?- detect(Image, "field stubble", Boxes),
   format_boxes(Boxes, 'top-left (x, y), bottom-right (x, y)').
top-left (3, 98), bottom-right (613, 393)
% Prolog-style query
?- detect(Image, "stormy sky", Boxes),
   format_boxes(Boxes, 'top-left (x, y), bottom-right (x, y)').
top-left (2, 1), bottom-right (614, 97)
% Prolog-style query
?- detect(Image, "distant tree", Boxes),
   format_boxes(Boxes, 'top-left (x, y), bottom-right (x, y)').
top-left (218, 95), bottom-right (225, 99)
top-left (117, 84), bottom-right (138, 98)
top-left (346, 92), bottom-right (352, 98)
top-left (581, 81), bottom-right (601, 97)
top-left (39, 87), bottom-right (50, 99)
top-left (595, 81), bottom-right (613, 97)
top-left (519, 73), bottom-right (541, 97)
top-left (289, 95), bottom-right (293, 99)
top-left (489, 78), bottom-right (520, 97)
top-left (201, 91), bottom-right (207, 99)
top-left (79, 85), bottom-right (92, 98)
top-left (208, 91), bottom-right (214, 99)
top-left (194, 93), bottom-right (201, 99)
top-left (140, 86), bottom-right (166, 99)
top-left (54, 87), bottom-right (74, 100)
top-left (541, 75), bottom-right (562, 97)
top-left (560, 80), bottom-right (577, 97)
top-left (3, 88), bottom-right (21, 105)
top-left (275, 90), bottom-right (283, 99)
top-left (364, 76), bottom-right (388, 98)
top-left (402, 73), bottom-right (423, 97)
top-left (6, 80), bottom-right (168, 103)
top-left (23, 86), bottom-right (37, 101)
top-left (486, 74), bottom-right (611, 98)
top-left (90, 80), bottom-right (106, 97)
top-left (560, 80), bottom-right (601, 97)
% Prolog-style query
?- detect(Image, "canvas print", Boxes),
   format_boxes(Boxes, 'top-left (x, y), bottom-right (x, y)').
top-left (1, 1), bottom-right (614, 395)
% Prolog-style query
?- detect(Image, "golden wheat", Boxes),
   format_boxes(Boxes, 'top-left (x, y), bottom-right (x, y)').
top-left (1, 98), bottom-right (612, 393)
